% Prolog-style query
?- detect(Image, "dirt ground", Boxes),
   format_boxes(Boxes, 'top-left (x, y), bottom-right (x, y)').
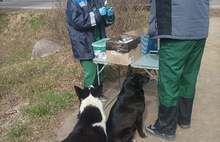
top-left (55, 10), bottom-right (220, 142)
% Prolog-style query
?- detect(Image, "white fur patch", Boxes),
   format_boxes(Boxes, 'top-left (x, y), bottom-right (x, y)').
top-left (80, 94), bottom-right (107, 135)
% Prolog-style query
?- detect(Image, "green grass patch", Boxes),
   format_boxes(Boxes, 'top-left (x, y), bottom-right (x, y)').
top-left (7, 48), bottom-right (32, 66)
top-left (0, 60), bottom-right (51, 85)
top-left (7, 124), bottom-right (29, 140)
top-left (0, 55), bottom-right (69, 85)
top-left (28, 13), bottom-right (46, 30)
top-left (48, 64), bottom-right (66, 78)
top-left (0, 11), bottom-right (9, 32)
top-left (24, 91), bottom-right (74, 117)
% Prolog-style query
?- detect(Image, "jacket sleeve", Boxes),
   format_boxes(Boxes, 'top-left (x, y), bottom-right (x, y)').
top-left (66, 0), bottom-right (102, 30)
top-left (148, 0), bottom-right (158, 37)
top-left (104, 14), bottom-right (115, 27)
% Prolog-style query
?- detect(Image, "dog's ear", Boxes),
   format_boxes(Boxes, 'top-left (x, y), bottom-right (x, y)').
top-left (139, 76), bottom-right (150, 86)
top-left (74, 86), bottom-right (83, 97)
top-left (127, 65), bottom-right (133, 77)
top-left (74, 86), bottom-right (89, 101)
top-left (90, 84), bottom-right (102, 98)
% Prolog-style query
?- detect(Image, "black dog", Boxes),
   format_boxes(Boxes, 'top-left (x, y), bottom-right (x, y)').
top-left (107, 65), bottom-right (149, 142)
top-left (61, 85), bottom-right (107, 142)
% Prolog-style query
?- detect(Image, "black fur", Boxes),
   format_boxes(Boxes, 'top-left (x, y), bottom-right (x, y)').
top-left (106, 65), bottom-right (149, 142)
top-left (61, 85), bottom-right (107, 142)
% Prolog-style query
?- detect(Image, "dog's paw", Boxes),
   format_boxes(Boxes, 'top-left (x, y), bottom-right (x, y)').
top-left (140, 132), bottom-right (148, 138)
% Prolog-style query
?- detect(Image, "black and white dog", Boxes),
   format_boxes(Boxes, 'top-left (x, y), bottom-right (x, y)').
top-left (107, 65), bottom-right (149, 142)
top-left (61, 85), bottom-right (107, 142)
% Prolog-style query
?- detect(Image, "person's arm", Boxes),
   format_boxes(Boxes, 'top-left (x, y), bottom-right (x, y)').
top-left (66, 1), bottom-right (104, 30)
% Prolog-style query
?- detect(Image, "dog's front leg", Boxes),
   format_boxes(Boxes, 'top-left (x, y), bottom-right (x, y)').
top-left (135, 115), bottom-right (147, 138)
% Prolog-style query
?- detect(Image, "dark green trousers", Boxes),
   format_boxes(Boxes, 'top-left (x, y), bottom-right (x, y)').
top-left (158, 39), bottom-right (205, 106)
top-left (80, 60), bottom-right (103, 88)
top-left (154, 38), bottom-right (206, 135)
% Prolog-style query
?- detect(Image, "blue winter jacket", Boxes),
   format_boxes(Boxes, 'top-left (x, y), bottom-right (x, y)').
top-left (148, 0), bottom-right (209, 40)
top-left (66, 0), bottom-right (115, 60)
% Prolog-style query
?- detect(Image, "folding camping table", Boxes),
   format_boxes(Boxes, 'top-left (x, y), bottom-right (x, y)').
top-left (93, 53), bottom-right (159, 109)
top-left (131, 54), bottom-right (159, 81)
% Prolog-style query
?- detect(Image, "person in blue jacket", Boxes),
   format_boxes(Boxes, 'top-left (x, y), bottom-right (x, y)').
top-left (145, 0), bottom-right (209, 140)
top-left (66, 0), bottom-right (115, 101)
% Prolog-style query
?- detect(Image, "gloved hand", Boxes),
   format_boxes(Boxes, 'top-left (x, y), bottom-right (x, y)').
top-left (107, 7), bottom-right (114, 17)
top-left (99, 7), bottom-right (107, 16)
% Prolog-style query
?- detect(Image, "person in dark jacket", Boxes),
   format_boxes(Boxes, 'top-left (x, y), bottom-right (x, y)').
top-left (66, 0), bottom-right (115, 101)
top-left (145, 0), bottom-right (209, 140)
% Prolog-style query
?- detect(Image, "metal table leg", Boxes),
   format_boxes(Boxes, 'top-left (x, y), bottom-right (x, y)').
top-left (103, 66), bottom-right (121, 110)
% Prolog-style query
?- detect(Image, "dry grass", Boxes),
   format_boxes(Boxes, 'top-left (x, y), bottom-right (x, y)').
top-left (107, 0), bottom-right (149, 36)
top-left (0, 0), bottom-right (149, 141)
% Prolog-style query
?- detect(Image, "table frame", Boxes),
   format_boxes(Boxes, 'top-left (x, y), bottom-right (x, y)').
top-left (93, 54), bottom-right (159, 109)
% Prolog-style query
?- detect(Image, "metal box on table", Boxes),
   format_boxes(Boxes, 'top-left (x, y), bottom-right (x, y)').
top-left (106, 34), bottom-right (140, 52)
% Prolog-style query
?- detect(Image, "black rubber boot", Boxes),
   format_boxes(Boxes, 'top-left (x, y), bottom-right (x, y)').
top-left (154, 105), bottom-right (178, 136)
top-left (178, 97), bottom-right (194, 127)
top-left (96, 83), bottom-right (108, 102)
